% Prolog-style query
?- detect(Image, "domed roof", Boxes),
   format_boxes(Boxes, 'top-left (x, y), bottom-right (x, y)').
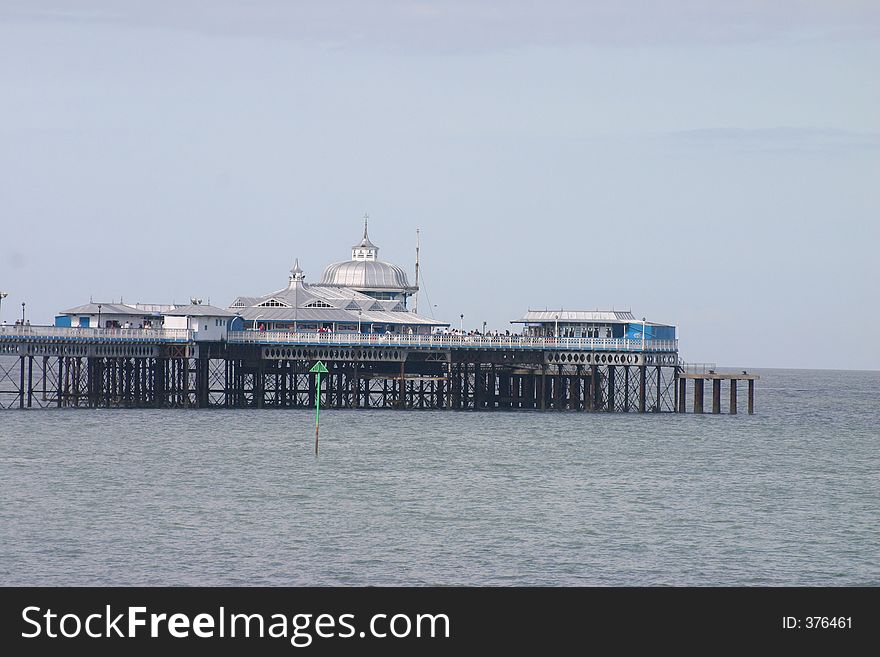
top-left (320, 260), bottom-right (412, 290)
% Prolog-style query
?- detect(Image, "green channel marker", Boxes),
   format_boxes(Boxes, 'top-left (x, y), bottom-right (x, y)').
top-left (310, 360), bottom-right (329, 455)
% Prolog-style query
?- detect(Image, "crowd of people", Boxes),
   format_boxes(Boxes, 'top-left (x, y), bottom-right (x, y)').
top-left (3, 319), bottom-right (31, 328)
top-left (434, 328), bottom-right (515, 338)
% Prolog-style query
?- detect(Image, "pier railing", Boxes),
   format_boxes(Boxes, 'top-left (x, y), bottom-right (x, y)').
top-left (226, 331), bottom-right (678, 352)
top-left (681, 362), bottom-right (717, 374)
top-left (0, 326), bottom-right (678, 352)
top-left (0, 325), bottom-right (191, 343)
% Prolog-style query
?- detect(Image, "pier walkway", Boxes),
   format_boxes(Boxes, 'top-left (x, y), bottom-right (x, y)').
top-left (0, 325), bottom-right (677, 353)
top-left (0, 325), bottom-right (753, 414)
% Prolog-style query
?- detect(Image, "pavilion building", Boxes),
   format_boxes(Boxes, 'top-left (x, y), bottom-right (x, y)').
top-left (511, 309), bottom-right (676, 341)
top-left (227, 222), bottom-right (444, 334)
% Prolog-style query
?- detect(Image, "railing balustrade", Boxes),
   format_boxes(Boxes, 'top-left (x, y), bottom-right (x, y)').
top-left (0, 325), bottom-right (678, 351)
top-left (226, 331), bottom-right (677, 352)
top-left (0, 325), bottom-right (191, 342)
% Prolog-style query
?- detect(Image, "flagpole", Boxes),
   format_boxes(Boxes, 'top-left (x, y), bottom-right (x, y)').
top-left (310, 361), bottom-right (328, 456)
top-left (315, 370), bottom-right (321, 456)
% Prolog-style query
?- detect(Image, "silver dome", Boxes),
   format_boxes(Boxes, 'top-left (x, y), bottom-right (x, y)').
top-left (320, 260), bottom-right (413, 290)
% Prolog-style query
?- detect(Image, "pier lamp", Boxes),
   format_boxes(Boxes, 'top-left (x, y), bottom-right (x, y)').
top-left (459, 314), bottom-right (464, 333)
top-left (97, 304), bottom-right (102, 329)
top-left (21, 301), bottom-right (26, 325)
top-left (358, 310), bottom-right (362, 334)
top-left (554, 314), bottom-right (559, 338)
top-left (482, 321), bottom-right (487, 336)
top-left (0, 291), bottom-right (7, 321)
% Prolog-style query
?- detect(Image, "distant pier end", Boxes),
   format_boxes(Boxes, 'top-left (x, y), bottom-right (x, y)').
top-left (677, 364), bottom-right (760, 415)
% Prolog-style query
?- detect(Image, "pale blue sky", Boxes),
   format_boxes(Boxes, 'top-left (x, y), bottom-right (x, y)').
top-left (1, 1), bottom-right (878, 368)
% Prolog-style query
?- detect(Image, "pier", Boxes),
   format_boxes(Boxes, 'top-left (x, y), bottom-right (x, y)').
top-left (0, 222), bottom-right (762, 415)
top-left (677, 364), bottom-right (759, 415)
top-left (0, 326), bottom-right (755, 413)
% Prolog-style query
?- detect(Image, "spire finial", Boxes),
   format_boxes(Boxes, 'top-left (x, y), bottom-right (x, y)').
top-left (352, 215), bottom-right (378, 259)
top-left (290, 258), bottom-right (305, 283)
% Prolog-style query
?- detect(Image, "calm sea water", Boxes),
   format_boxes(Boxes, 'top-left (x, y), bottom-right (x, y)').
top-left (0, 368), bottom-right (877, 586)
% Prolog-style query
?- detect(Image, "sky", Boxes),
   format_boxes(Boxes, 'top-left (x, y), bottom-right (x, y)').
top-left (0, 1), bottom-right (878, 369)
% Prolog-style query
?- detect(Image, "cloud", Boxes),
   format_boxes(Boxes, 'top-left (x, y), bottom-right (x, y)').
top-left (661, 127), bottom-right (880, 154)
top-left (1, 0), bottom-right (878, 52)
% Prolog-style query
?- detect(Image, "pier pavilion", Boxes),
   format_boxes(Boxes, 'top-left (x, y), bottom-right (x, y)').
top-left (512, 310), bottom-right (676, 341)
top-left (227, 259), bottom-right (444, 335)
top-left (313, 218), bottom-right (418, 304)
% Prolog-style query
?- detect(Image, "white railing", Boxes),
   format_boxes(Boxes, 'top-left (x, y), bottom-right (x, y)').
top-left (682, 362), bottom-right (717, 374)
top-left (0, 325), bottom-right (192, 342)
top-left (227, 331), bottom-right (678, 352)
top-left (0, 325), bottom-right (679, 351)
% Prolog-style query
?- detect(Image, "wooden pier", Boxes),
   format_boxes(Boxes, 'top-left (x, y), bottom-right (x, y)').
top-left (0, 328), bottom-right (755, 413)
top-left (677, 370), bottom-right (759, 415)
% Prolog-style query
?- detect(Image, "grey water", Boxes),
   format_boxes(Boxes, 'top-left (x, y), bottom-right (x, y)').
top-left (0, 368), bottom-right (877, 586)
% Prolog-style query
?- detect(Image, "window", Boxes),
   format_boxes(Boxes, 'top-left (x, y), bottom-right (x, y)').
top-left (257, 298), bottom-right (290, 308)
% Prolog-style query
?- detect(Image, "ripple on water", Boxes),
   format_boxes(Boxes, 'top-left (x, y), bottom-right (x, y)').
top-left (0, 369), bottom-right (879, 585)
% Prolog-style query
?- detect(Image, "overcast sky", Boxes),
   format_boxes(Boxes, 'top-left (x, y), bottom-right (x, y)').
top-left (1, 1), bottom-right (878, 369)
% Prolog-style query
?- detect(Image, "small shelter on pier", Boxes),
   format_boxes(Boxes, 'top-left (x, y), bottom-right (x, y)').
top-left (512, 309), bottom-right (676, 340)
top-left (55, 302), bottom-right (168, 329)
top-left (162, 303), bottom-right (238, 341)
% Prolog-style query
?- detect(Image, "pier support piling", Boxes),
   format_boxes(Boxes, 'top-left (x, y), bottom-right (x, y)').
top-left (694, 378), bottom-right (704, 414)
top-left (639, 365), bottom-right (647, 413)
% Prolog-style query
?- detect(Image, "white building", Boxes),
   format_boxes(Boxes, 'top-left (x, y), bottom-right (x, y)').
top-left (161, 304), bottom-right (238, 341)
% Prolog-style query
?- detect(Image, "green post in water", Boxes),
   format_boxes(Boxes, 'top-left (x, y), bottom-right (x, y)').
top-left (310, 361), bottom-right (328, 455)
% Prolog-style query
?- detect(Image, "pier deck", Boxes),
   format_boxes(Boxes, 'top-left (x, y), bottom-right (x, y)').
top-left (0, 326), bottom-right (752, 414)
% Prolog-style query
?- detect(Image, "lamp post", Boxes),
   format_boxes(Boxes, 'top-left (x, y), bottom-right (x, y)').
top-left (0, 292), bottom-right (7, 323)
top-left (22, 302), bottom-right (26, 325)
top-left (554, 314), bottom-right (559, 339)
top-left (642, 316), bottom-right (646, 351)
top-left (482, 321), bottom-right (487, 336)
top-left (253, 313), bottom-right (264, 331)
top-left (358, 310), bottom-right (362, 335)
top-left (459, 313), bottom-right (464, 333)
top-left (97, 304), bottom-right (102, 329)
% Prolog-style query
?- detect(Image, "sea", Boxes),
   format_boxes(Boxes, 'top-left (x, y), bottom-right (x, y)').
top-left (0, 368), bottom-right (877, 586)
